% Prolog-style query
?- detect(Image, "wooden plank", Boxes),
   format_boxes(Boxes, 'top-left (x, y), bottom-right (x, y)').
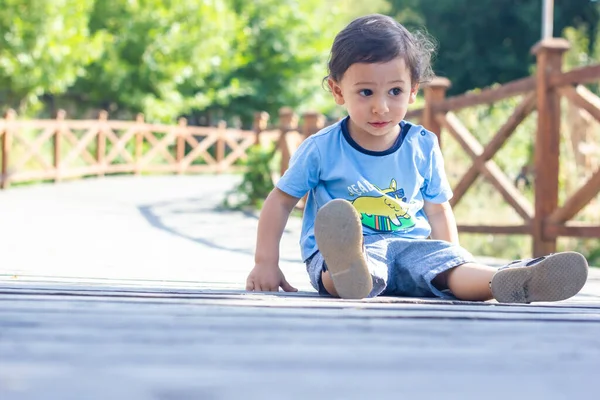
top-left (559, 85), bottom-right (600, 125)
top-left (422, 79), bottom-right (451, 141)
top-left (175, 118), bottom-right (187, 173)
top-left (179, 164), bottom-right (217, 173)
top-left (432, 77), bottom-right (536, 113)
top-left (545, 223), bottom-right (600, 238)
top-left (215, 122), bottom-right (226, 171)
top-left (548, 166), bottom-right (600, 224)
top-left (54, 166), bottom-right (103, 178)
top-left (8, 169), bottom-right (57, 182)
top-left (457, 224), bottom-right (531, 234)
top-left (139, 164), bottom-right (179, 173)
top-left (2, 291), bottom-right (600, 319)
top-left (532, 45), bottom-right (564, 256)
top-left (103, 164), bottom-right (135, 174)
top-left (450, 94), bottom-right (536, 207)
top-left (1, 113), bottom-right (10, 189)
top-left (53, 112), bottom-right (64, 182)
top-left (96, 113), bottom-right (107, 177)
top-left (549, 64), bottom-right (600, 88)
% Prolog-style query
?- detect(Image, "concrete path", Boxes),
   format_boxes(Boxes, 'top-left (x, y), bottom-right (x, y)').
top-left (1, 175), bottom-right (600, 399)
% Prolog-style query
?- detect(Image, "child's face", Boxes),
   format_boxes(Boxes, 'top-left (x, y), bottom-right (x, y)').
top-left (328, 57), bottom-right (418, 149)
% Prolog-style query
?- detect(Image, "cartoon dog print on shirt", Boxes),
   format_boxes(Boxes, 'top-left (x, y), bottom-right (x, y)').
top-left (348, 178), bottom-right (416, 232)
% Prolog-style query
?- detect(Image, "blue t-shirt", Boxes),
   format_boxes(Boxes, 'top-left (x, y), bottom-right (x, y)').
top-left (276, 117), bottom-right (453, 261)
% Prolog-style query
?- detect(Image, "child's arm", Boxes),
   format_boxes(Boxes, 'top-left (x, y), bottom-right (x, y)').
top-left (423, 200), bottom-right (459, 245)
top-left (246, 188), bottom-right (300, 292)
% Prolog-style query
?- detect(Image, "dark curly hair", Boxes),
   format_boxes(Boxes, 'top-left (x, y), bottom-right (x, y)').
top-left (326, 14), bottom-right (436, 86)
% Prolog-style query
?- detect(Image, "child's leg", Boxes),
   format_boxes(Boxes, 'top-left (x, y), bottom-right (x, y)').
top-left (435, 252), bottom-right (589, 303)
top-left (321, 270), bottom-right (340, 297)
top-left (433, 263), bottom-right (495, 301)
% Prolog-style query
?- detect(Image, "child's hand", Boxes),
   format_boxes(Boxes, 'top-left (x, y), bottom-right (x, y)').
top-left (246, 264), bottom-right (298, 292)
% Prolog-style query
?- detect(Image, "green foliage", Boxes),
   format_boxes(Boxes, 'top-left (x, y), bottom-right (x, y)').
top-left (223, 143), bottom-right (277, 210)
top-left (0, 0), bottom-right (369, 122)
top-left (2, 0), bottom-right (600, 121)
top-left (209, 0), bottom-right (351, 125)
top-left (71, 0), bottom-right (237, 121)
top-left (0, 0), bottom-right (104, 113)
top-left (388, 0), bottom-right (600, 94)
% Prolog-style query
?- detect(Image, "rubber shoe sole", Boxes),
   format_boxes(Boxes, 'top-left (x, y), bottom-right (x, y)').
top-left (491, 251), bottom-right (588, 303)
top-left (314, 199), bottom-right (372, 299)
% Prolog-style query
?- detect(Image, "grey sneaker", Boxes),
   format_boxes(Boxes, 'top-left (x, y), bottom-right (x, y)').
top-left (490, 251), bottom-right (588, 303)
top-left (314, 199), bottom-right (372, 299)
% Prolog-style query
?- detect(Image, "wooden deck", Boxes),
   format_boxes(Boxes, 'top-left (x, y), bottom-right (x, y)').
top-left (1, 175), bottom-right (599, 399)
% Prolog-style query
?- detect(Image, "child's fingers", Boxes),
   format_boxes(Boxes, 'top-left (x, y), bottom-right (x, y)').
top-left (245, 277), bottom-right (255, 291)
top-left (281, 278), bottom-right (298, 292)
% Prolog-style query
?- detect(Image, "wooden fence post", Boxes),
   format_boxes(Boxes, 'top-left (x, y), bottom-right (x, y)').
top-left (253, 112), bottom-right (269, 145)
top-left (97, 111), bottom-right (107, 177)
top-left (134, 113), bottom-right (144, 175)
top-left (531, 38), bottom-right (570, 256)
top-left (422, 77), bottom-right (451, 145)
top-left (176, 117), bottom-right (187, 174)
top-left (301, 111), bottom-right (325, 138)
top-left (54, 110), bottom-right (65, 183)
top-left (216, 120), bottom-right (226, 173)
top-left (1, 109), bottom-right (16, 189)
top-left (294, 111), bottom-right (325, 210)
top-left (278, 107), bottom-right (298, 178)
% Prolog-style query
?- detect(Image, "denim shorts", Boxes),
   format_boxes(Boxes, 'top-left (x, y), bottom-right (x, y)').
top-left (305, 234), bottom-right (476, 299)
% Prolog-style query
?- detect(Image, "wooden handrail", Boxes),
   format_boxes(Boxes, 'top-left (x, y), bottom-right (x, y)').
top-left (549, 64), bottom-right (600, 88)
top-left (457, 224), bottom-right (531, 235)
top-left (434, 76), bottom-right (536, 113)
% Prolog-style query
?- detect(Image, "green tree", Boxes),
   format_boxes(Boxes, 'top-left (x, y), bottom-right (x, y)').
top-left (388, 0), bottom-right (600, 94)
top-left (201, 0), bottom-right (353, 126)
top-left (0, 0), bottom-right (103, 113)
top-left (69, 0), bottom-right (237, 121)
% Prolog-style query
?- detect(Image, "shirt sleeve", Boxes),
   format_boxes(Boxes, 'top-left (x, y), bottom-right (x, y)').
top-left (422, 134), bottom-right (453, 203)
top-left (276, 137), bottom-right (321, 198)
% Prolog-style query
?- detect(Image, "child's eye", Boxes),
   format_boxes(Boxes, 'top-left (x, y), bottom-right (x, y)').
top-left (359, 89), bottom-right (373, 97)
top-left (389, 87), bottom-right (402, 96)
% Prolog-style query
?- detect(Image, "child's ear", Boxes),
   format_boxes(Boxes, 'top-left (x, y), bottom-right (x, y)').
top-left (408, 83), bottom-right (419, 104)
top-left (328, 78), bottom-right (345, 105)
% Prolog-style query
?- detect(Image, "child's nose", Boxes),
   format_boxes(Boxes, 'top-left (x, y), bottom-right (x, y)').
top-left (372, 97), bottom-right (389, 115)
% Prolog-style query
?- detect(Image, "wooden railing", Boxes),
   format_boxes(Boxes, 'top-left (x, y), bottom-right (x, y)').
top-left (2, 39), bottom-right (598, 257)
top-left (405, 38), bottom-right (600, 256)
top-left (0, 107), bottom-right (319, 189)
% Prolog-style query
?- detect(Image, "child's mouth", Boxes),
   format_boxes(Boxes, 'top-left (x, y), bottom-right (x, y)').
top-left (368, 121), bottom-right (390, 128)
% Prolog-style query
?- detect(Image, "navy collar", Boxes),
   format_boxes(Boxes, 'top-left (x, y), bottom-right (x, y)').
top-left (341, 116), bottom-right (411, 156)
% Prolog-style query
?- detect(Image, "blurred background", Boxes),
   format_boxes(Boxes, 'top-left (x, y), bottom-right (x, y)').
top-left (0, 0), bottom-right (598, 124)
top-left (1, 0), bottom-right (599, 262)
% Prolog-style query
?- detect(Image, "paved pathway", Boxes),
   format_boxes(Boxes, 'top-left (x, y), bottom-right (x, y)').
top-left (1, 175), bottom-right (599, 399)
